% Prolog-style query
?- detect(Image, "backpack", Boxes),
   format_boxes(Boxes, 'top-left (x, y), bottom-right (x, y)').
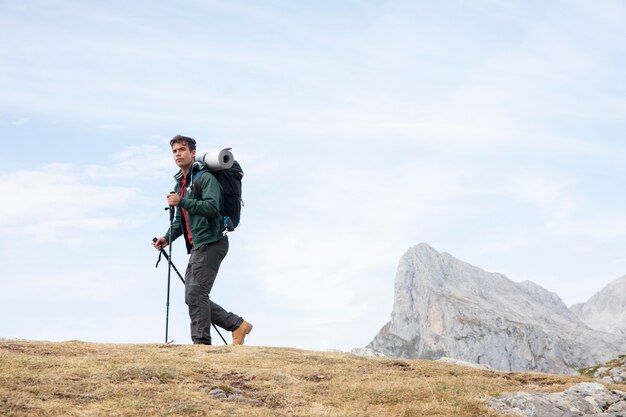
top-left (192, 161), bottom-right (244, 231)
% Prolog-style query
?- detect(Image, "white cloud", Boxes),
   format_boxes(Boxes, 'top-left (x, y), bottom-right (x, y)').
top-left (501, 171), bottom-right (626, 241)
top-left (551, 217), bottom-right (626, 240)
top-left (505, 172), bottom-right (579, 219)
top-left (0, 163), bottom-right (139, 244)
top-left (251, 231), bottom-right (393, 310)
top-left (12, 117), bottom-right (30, 126)
top-left (84, 145), bottom-right (172, 181)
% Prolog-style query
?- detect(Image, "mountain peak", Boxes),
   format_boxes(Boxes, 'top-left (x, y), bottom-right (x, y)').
top-left (570, 274), bottom-right (626, 336)
top-left (368, 243), bottom-right (626, 374)
top-left (405, 242), bottom-right (440, 258)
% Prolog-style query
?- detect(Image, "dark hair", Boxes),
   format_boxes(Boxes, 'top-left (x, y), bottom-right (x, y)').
top-left (169, 134), bottom-right (197, 151)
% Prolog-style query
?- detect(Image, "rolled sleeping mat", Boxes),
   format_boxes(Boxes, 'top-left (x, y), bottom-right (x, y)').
top-left (196, 148), bottom-right (235, 171)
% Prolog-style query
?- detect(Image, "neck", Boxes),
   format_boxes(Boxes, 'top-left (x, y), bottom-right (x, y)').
top-left (181, 163), bottom-right (192, 176)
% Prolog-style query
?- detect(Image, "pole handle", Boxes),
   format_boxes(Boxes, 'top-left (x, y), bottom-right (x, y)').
top-left (169, 191), bottom-right (176, 221)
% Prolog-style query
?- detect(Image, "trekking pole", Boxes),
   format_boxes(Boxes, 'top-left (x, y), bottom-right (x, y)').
top-left (153, 238), bottom-right (229, 346)
top-left (154, 238), bottom-right (184, 284)
top-left (164, 192), bottom-right (176, 344)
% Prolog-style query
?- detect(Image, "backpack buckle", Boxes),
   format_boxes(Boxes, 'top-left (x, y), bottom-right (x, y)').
top-left (223, 216), bottom-right (235, 234)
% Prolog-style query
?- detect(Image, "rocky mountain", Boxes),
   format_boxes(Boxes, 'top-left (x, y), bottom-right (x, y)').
top-left (367, 243), bottom-right (626, 374)
top-left (570, 275), bottom-right (626, 336)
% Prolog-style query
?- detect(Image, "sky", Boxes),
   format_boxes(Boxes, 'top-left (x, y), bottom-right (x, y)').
top-left (1, 0), bottom-right (625, 352)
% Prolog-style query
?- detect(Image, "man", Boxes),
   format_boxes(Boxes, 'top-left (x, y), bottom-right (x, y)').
top-left (152, 135), bottom-right (252, 345)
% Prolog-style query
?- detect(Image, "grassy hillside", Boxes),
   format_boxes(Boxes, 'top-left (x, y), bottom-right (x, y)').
top-left (1, 340), bottom-right (622, 417)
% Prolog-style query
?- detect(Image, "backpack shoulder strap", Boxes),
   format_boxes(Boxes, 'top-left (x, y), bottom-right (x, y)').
top-left (191, 169), bottom-right (207, 197)
top-left (191, 168), bottom-right (222, 198)
top-left (192, 168), bottom-right (207, 182)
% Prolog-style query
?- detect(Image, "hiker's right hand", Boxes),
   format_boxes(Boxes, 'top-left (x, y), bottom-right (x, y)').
top-left (153, 237), bottom-right (168, 250)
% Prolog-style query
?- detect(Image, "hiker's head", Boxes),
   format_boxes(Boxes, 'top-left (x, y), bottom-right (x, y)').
top-left (170, 134), bottom-right (197, 170)
top-left (170, 134), bottom-right (197, 151)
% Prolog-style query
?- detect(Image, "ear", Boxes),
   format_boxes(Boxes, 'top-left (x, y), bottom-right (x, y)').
top-left (191, 149), bottom-right (197, 158)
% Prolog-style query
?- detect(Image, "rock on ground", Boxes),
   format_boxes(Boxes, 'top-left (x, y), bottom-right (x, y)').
top-left (350, 347), bottom-right (386, 357)
top-left (487, 382), bottom-right (626, 417)
top-left (583, 356), bottom-right (626, 384)
top-left (436, 357), bottom-right (492, 370)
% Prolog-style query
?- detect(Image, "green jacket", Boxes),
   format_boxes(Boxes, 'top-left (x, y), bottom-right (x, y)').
top-left (165, 162), bottom-right (223, 253)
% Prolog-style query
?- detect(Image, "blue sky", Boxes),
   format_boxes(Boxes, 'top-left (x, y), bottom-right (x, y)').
top-left (1, 0), bottom-right (625, 351)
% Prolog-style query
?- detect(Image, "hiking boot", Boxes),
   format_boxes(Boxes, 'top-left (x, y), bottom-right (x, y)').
top-left (232, 320), bottom-right (253, 345)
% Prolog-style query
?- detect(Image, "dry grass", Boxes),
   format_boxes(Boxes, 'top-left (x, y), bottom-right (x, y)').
top-left (1, 340), bottom-right (623, 417)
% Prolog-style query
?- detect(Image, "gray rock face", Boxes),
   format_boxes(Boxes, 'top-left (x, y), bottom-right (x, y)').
top-left (367, 243), bottom-right (626, 373)
top-left (487, 382), bottom-right (626, 416)
top-left (571, 276), bottom-right (626, 337)
top-left (583, 356), bottom-right (626, 384)
top-left (350, 347), bottom-right (386, 357)
top-left (436, 357), bottom-right (492, 370)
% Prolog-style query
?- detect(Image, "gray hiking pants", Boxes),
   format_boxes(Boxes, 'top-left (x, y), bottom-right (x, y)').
top-left (184, 235), bottom-right (243, 345)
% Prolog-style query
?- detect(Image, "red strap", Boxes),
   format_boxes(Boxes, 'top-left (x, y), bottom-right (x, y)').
top-left (180, 176), bottom-right (194, 247)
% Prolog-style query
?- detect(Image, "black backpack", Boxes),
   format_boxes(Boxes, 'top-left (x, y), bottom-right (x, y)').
top-left (192, 161), bottom-right (244, 231)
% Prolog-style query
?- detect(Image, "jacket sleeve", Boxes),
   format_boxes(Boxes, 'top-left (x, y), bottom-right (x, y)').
top-left (164, 184), bottom-right (183, 243)
top-left (178, 172), bottom-right (222, 219)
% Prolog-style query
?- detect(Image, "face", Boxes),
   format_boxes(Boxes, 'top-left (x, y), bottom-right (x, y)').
top-left (171, 142), bottom-right (196, 170)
